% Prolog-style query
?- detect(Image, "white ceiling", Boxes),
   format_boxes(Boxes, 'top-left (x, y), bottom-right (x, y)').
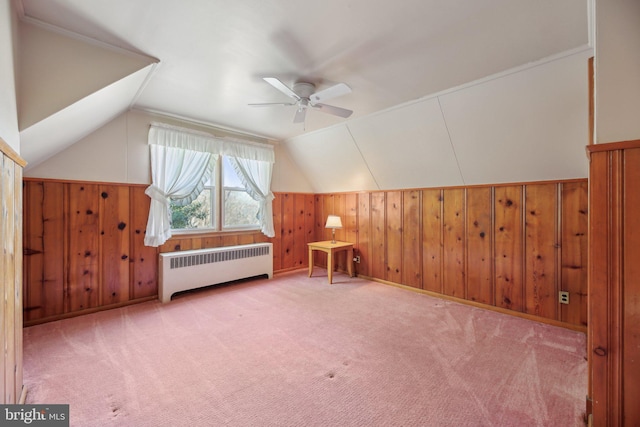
top-left (19, 0), bottom-right (589, 142)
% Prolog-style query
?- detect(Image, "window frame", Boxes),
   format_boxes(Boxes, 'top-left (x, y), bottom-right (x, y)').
top-left (170, 155), bottom-right (260, 235)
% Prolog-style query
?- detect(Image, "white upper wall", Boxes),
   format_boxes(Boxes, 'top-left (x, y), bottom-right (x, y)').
top-left (595, 0), bottom-right (640, 143)
top-left (0, 0), bottom-right (19, 151)
top-left (24, 109), bottom-right (315, 193)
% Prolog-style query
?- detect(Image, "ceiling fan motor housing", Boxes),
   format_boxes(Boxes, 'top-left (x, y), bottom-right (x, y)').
top-left (293, 82), bottom-right (315, 99)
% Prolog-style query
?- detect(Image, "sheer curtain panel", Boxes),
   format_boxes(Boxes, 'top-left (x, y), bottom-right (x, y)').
top-left (224, 139), bottom-right (276, 237)
top-left (144, 124), bottom-right (221, 247)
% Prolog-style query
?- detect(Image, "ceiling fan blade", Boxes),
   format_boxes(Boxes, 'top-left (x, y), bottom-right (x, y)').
top-left (312, 103), bottom-right (353, 118)
top-left (293, 107), bottom-right (307, 123)
top-left (263, 77), bottom-right (300, 100)
top-left (248, 102), bottom-right (296, 107)
top-left (310, 83), bottom-right (351, 103)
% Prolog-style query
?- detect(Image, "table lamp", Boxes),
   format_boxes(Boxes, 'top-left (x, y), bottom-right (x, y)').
top-left (325, 215), bottom-right (342, 244)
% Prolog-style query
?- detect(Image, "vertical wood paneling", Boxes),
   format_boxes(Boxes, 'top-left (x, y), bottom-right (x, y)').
top-left (343, 194), bottom-right (358, 272)
top-left (345, 194), bottom-right (358, 244)
top-left (623, 148), bottom-right (640, 424)
top-left (22, 186), bottom-right (316, 324)
top-left (130, 186), bottom-right (157, 299)
top-left (67, 183), bottom-right (100, 312)
top-left (304, 194), bottom-right (315, 265)
top-left (22, 176), bottom-right (588, 335)
top-left (334, 193), bottom-right (346, 244)
top-left (494, 186), bottom-right (524, 311)
top-left (222, 235), bottom-right (239, 247)
top-left (313, 195), bottom-right (326, 267)
top-left (13, 165), bottom-right (23, 403)
top-left (23, 182), bottom-right (65, 321)
top-left (386, 191), bottom-right (402, 284)
top-left (560, 181), bottom-right (588, 326)
top-left (443, 189), bottom-right (465, 298)
top-left (281, 193), bottom-right (295, 269)
top-left (370, 192), bottom-right (386, 280)
top-left (2, 155), bottom-right (14, 402)
top-left (422, 189), bottom-right (443, 293)
top-left (1, 143), bottom-right (25, 404)
top-left (608, 151), bottom-right (624, 427)
top-left (322, 194), bottom-right (334, 242)
top-left (466, 187), bottom-right (493, 304)
top-left (0, 155), bottom-right (6, 403)
top-left (588, 147), bottom-right (619, 426)
top-left (293, 194), bottom-right (306, 268)
top-left (313, 194), bottom-right (322, 241)
top-left (271, 194), bottom-right (283, 271)
top-left (333, 193), bottom-right (347, 271)
top-left (524, 183), bottom-right (558, 320)
top-left (100, 185), bottom-right (130, 305)
top-left (357, 193), bottom-right (371, 277)
top-left (403, 190), bottom-right (422, 288)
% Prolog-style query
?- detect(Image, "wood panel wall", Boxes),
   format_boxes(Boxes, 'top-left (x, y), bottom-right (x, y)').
top-left (315, 180), bottom-right (588, 329)
top-left (23, 178), bottom-right (587, 331)
top-left (1, 138), bottom-right (25, 404)
top-left (22, 179), bottom-right (315, 325)
top-left (587, 140), bottom-right (640, 426)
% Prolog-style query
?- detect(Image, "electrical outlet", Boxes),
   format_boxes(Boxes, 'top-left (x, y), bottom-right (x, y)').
top-left (559, 291), bottom-right (569, 305)
top-left (353, 256), bottom-right (361, 263)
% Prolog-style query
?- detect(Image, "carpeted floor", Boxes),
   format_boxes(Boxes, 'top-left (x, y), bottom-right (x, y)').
top-left (23, 270), bottom-right (587, 426)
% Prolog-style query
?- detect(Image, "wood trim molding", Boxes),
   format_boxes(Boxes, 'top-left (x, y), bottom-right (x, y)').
top-left (587, 139), bottom-right (640, 154)
top-left (0, 137), bottom-right (26, 168)
top-left (588, 57), bottom-right (594, 146)
top-left (315, 178), bottom-right (588, 195)
top-left (22, 176), bottom-right (148, 187)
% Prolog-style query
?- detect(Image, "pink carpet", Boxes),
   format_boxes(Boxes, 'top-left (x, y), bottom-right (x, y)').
top-left (23, 270), bottom-right (587, 426)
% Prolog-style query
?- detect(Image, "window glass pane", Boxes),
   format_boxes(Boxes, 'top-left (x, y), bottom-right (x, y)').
top-left (170, 188), bottom-right (214, 229)
top-left (223, 190), bottom-right (260, 228)
top-left (222, 156), bottom-right (244, 188)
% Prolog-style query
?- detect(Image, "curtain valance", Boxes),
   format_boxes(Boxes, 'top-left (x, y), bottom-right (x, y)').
top-left (144, 123), bottom-right (276, 246)
top-left (149, 123), bottom-right (274, 161)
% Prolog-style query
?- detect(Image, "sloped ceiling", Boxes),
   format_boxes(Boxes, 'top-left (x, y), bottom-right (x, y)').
top-left (16, 0), bottom-right (591, 189)
top-left (19, 0), bottom-right (588, 141)
top-left (17, 19), bottom-right (158, 170)
top-left (286, 49), bottom-right (591, 192)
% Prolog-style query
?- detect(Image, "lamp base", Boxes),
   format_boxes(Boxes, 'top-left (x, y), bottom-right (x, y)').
top-left (331, 229), bottom-right (336, 244)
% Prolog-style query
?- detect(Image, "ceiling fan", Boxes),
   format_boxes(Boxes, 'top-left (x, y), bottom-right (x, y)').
top-left (250, 77), bottom-right (353, 124)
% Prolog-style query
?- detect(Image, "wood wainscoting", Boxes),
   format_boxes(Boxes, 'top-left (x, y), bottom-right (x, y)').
top-left (315, 179), bottom-right (588, 331)
top-left (23, 178), bottom-right (587, 331)
top-left (1, 138), bottom-right (26, 404)
top-left (587, 140), bottom-right (640, 426)
top-left (22, 179), bottom-right (316, 325)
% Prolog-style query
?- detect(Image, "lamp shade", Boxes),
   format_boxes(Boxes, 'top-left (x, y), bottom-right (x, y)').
top-left (325, 215), bottom-right (342, 229)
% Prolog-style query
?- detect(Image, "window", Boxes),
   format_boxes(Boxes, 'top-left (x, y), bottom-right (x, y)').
top-left (222, 156), bottom-right (260, 229)
top-left (144, 122), bottom-right (274, 247)
top-left (170, 156), bottom-right (260, 232)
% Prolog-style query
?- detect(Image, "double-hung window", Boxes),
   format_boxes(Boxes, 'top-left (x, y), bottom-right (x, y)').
top-left (144, 123), bottom-right (275, 247)
top-left (170, 156), bottom-right (261, 232)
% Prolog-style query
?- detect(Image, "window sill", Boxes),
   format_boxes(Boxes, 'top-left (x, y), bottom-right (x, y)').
top-left (169, 228), bottom-right (261, 240)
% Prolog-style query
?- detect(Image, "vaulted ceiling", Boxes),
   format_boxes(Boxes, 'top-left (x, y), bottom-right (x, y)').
top-left (16, 0), bottom-right (591, 190)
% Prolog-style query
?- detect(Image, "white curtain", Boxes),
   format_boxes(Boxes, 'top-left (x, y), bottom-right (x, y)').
top-left (228, 157), bottom-right (275, 237)
top-left (144, 124), bottom-right (221, 247)
top-left (224, 138), bottom-right (276, 238)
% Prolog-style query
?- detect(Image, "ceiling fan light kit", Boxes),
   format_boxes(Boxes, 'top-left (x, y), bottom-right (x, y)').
top-left (250, 77), bottom-right (353, 124)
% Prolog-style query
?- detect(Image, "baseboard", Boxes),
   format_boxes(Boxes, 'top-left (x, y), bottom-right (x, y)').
top-left (358, 274), bottom-right (587, 333)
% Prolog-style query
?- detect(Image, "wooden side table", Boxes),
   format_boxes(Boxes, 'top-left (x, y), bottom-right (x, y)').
top-left (307, 241), bottom-right (354, 284)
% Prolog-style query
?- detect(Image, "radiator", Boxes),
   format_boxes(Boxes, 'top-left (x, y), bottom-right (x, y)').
top-left (158, 243), bottom-right (273, 303)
